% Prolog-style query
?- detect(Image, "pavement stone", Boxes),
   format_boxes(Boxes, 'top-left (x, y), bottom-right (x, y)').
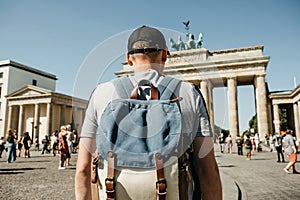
top-left (0, 150), bottom-right (76, 200)
top-left (216, 144), bottom-right (300, 200)
top-left (0, 145), bottom-right (299, 200)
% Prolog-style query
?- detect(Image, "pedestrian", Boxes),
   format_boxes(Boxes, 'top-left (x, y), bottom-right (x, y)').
top-left (274, 133), bottom-right (285, 163)
top-left (17, 138), bottom-right (23, 157)
top-left (58, 125), bottom-right (70, 169)
top-left (41, 135), bottom-right (50, 154)
top-left (244, 135), bottom-right (252, 160)
top-left (66, 124), bottom-right (74, 166)
top-left (283, 129), bottom-right (298, 174)
top-left (251, 138), bottom-right (256, 153)
top-left (236, 136), bottom-right (243, 156)
top-left (218, 133), bottom-right (225, 153)
top-left (6, 130), bottom-right (16, 163)
top-left (50, 130), bottom-right (59, 156)
top-left (226, 134), bottom-right (233, 154)
top-left (0, 136), bottom-right (5, 158)
top-left (269, 133), bottom-right (274, 152)
top-left (75, 25), bottom-right (222, 200)
top-left (22, 132), bottom-right (31, 158)
top-left (254, 133), bottom-right (260, 152)
top-left (34, 137), bottom-right (39, 151)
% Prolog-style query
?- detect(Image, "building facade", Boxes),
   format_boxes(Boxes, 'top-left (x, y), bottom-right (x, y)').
top-left (269, 86), bottom-right (300, 141)
top-left (0, 60), bottom-right (87, 143)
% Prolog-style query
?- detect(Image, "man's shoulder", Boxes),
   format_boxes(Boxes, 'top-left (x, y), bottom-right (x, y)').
top-left (91, 81), bottom-right (116, 98)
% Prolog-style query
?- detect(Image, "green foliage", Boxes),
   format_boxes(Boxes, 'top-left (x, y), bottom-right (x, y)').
top-left (214, 124), bottom-right (229, 137)
top-left (279, 108), bottom-right (288, 131)
top-left (248, 114), bottom-right (258, 133)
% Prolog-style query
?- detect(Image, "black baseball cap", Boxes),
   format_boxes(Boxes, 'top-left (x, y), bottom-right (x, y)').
top-left (127, 25), bottom-right (169, 55)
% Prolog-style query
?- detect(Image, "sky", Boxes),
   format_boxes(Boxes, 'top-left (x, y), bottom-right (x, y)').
top-left (0, 0), bottom-right (299, 133)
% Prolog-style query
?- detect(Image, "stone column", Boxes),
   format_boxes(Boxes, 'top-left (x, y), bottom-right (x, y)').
top-left (46, 103), bottom-right (52, 136)
top-left (18, 105), bottom-right (24, 139)
top-left (293, 103), bottom-right (300, 141)
top-left (200, 80), bottom-right (209, 106)
top-left (255, 75), bottom-right (269, 141)
top-left (33, 104), bottom-right (40, 139)
top-left (200, 80), bottom-right (214, 135)
top-left (273, 104), bottom-right (280, 134)
top-left (7, 106), bottom-right (13, 131)
top-left (227, 77), bottom-right (239, 140)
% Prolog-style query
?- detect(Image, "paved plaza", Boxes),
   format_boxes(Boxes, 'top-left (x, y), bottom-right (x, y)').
top-left (0, 146), bottom-right (299, 200)
top-left (217, 144), bottom-right (300, 200)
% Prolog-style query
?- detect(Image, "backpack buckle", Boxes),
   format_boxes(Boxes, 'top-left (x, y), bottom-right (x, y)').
top-left (156, 178), bottom-right (167, 196)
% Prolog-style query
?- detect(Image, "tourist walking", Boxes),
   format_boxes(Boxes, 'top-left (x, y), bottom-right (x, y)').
top-left (226, 134), bottom-right (233, 154)
top-left (17, 138), bottom-right (23, 157)
top-left (58, 125), bottom-right (70, 169)
top-left (236, 136), bottom-right (243, 156)
top-left (274, 133), bottom-right (285, 163)
top-left (254, 133), bottom-right (260, 152)
top-left (283, 129), bottom-right (298, 174)
top-left (22, 132), bottom-right (31, 158)
top-left (0, 136), bottom-right (5, 158)
top-left (6, 130), bottom-right (16, 163)
top-left (34, 137), bottom-right (39, 151)
top-left (50, 130), bottom-right (59, 156)
top-left (218, 133), bottom-right (225, 153)
top-left (75, 25), bottom-right (222, 200)
top-left (41, 135), bottom-right (50, 154)
top-left (66, 124), bottom-right (74, 166)
top-left (244, 135), bottom-right (252, 160)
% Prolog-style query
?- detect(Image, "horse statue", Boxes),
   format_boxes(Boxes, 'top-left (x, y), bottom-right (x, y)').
top-left (185, 33), bottom-right (196, 49)
top-left (170, 38), bottom-right (179, 51)
top-left (177, 35), bottom-right (186, 50)
top-left (196, 33), bottom-right (203, 48)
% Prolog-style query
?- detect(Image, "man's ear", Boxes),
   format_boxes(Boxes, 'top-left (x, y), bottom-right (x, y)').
top-left (126, 53), bottom-right (134, 66)
top-left (161, 50), bottom-right (168, 63)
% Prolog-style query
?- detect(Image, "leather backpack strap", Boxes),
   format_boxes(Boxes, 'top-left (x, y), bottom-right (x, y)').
top-left (130, 82), bottom-right (159, 100)
top-left (155, 153), bottom-right (167, 200)
top-left (105, 151), bottom-right (115, 200)
top-left (91, 154), bottom-right (100, 200)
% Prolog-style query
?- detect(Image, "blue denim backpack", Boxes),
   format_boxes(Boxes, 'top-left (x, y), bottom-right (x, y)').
top-left (96, 76), bottom-right (182, 167)
top-left (95, 76), bottom-right (189, 199)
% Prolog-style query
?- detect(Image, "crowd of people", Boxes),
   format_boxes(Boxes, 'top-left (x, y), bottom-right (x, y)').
top-left (217, 129), bottom-right (299, 173)
top-left (0, 124), bottom-right (78, 170)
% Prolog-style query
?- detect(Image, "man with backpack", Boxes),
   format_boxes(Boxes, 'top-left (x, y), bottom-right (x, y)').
top-left (75, 25), bottom-right (222, 200)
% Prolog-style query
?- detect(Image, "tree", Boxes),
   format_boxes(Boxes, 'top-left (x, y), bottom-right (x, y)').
top-left (279, 108), bottom-right (288, 131)
top-left (248, 114), bottom-right (258, 134)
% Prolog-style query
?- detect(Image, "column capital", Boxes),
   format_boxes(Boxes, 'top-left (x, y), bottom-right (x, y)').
top-left (255, 74), bottom-right (266, 78)
top-left (226, 76), bottom-right (237, 81)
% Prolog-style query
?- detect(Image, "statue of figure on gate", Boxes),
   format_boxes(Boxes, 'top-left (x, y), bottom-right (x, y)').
top-left (169, 21), bottom-right (203, 51)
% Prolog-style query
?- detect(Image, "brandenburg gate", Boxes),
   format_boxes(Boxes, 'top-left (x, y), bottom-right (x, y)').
top-left (116, 45), bottom-right (271, 141)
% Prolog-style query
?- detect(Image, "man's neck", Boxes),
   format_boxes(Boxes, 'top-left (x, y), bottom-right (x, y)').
top-left (134, 63), bottom-right (164, 74)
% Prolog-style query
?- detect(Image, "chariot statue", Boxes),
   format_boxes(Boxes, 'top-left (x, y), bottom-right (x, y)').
top-left (169, 21), bottom-right (203, 51)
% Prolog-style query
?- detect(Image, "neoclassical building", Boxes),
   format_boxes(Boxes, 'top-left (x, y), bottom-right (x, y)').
top-left (269, 86), bottom-right (300, 140)
top-left (117, 45), bottom-right (299, 143)
top-left (0, 60), bottom-right (87, 142)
